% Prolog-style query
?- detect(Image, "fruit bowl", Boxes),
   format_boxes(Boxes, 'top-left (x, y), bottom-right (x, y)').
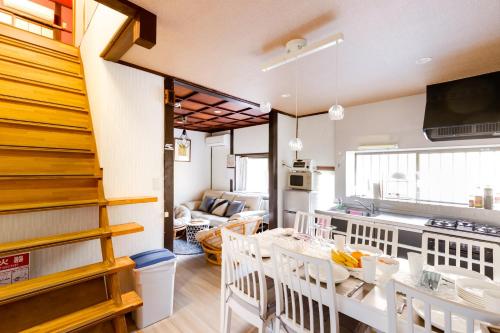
top-left (377, 257), bottom-right (400, 277)
top-left (331, 249), bottom-right (374, 271)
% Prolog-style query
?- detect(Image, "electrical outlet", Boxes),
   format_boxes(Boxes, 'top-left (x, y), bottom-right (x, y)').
top-left (164, 211), bottom-right (169, 218)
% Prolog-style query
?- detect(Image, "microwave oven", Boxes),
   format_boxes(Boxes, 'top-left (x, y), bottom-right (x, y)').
top-left (287, 171), bottom-right (318, 191)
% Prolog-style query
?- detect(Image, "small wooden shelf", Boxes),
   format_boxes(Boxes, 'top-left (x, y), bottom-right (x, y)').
top-left (0, 257), bottom-right (135, 305)
top-left (106, 196), bottom-right (158, 206)
top-left (20, 291), bottom-right (142, 333)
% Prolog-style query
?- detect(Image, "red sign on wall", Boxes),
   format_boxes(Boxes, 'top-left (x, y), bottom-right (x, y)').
top-left (0, 253), bottom-right (30, 286)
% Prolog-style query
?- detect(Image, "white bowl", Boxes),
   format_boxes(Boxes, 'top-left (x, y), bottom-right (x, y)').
top-left (377, 257), bottom-right (400, 277)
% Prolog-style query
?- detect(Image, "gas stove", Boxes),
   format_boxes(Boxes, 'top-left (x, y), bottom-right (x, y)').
top-left (426, 218), bottom-right (500, 237)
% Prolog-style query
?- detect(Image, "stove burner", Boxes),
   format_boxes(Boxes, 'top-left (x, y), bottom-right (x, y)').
top-left (426, 218), bottom-right (500, 237)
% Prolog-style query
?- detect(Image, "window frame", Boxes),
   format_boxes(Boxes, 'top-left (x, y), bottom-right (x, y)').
top-left (234, 153), bottom-right (269, 195)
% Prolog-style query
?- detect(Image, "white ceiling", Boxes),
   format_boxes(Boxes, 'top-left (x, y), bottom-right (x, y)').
top-left (123, 0), bottom-right (500, 116)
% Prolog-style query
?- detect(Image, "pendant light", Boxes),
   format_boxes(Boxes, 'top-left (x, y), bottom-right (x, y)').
top-left (288, 59), bottom-right (303, 151)
top-left (328, 42), bottom-right (344, 120)
top-left (177, 101), bottom-right (190, 148)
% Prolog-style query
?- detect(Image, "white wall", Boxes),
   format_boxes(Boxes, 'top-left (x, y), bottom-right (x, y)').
top-left (234, 124), bottom-right (269, 154)
top-left (277, 114), bottom-right (297, 227)
top-left (297, 113), bottom-right (335, 166)
top-left (80, 5), bottom-right (165, 258)
top-left (174, 129), bottom-right (211, 204)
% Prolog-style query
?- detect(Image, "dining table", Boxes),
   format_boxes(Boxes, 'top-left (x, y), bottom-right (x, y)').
top-left (220, 227), bottom-right (499, 333)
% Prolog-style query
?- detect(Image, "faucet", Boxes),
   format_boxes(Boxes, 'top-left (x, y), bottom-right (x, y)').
top-left (354, 199), bottom-right (376, 215)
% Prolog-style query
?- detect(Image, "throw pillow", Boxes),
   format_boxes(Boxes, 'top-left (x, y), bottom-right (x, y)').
top-left (199, 196), bottom-right (216, 213)
top-left (225, 200), bottom-right (245, 217)
top-left (210, 199), bottom-right (229, 217)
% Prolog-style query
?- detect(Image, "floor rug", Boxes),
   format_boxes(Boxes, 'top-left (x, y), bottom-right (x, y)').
top-left (173, 239), bottom-right (204, 255)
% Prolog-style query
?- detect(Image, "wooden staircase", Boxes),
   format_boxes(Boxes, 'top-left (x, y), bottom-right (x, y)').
top-left (0, 23), bottom-right (155, 332)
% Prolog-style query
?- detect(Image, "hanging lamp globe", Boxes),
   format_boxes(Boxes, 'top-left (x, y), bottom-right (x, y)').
top-left (288, 137), bottom-right (303, 151)
top-left (328, 104), bottom-right (344, 120)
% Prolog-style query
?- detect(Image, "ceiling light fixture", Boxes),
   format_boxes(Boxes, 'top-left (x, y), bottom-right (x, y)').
top-left (174, 102), bottom-right (181, 108)
top-left (259, 101), bottom-right (272, 113)
top-left (281, 93), bottom-right (291, 98)
top-left (179, 115), bottom-right (191, 148)
top-left (328, 41), bottom-right (344, 121)
top-left (214, 110), bottom-right (222, 114)
top-left (261, 32), bottom-right (344, 72)
top-left (416, 57), bottom-right (432, 65)
top-left (288, 60), bottom-right (303, 152)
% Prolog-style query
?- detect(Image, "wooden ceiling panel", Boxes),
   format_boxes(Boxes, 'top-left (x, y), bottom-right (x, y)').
top-left (174, 85), bottom-right (194, 98)
top-left (217, 101), bottom-right (248, 112)
top-left (190, 93), bottom-right (224, 106)
top-left (172, 81), bottom-right (268, 132)
top-left (227, 113), bottom-right (252, 121)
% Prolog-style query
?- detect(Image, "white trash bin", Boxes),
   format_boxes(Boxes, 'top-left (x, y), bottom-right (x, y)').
top-left (131, 248), bottom-right (177, 329)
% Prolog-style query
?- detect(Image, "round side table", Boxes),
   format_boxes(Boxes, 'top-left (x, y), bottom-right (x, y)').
top-left (186, 219), bottom-right (210, 245)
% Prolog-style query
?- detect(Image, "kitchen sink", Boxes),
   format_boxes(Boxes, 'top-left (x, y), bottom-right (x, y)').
top-left (330, 207), bottom-right (379, 217)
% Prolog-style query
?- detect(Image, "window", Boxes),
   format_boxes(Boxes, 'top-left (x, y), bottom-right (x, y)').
top-left (347, 146), bottom-right (500, 206)
top-left (235, 156), bottom-right (268, 194)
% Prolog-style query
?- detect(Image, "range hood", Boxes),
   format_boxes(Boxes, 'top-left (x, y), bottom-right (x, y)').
top-left (423, 71), bottom-right (500, 141)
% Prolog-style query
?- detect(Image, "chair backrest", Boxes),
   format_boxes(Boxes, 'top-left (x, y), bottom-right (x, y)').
top-left (386, 279), bottom-right (500, 333)
top-left (294, 211), bottom-right (333, 238)
top-left (221, 228), bottom-right (268, 317)
top-left (271, 244), bottom-right (339, 333)
top-left (422, 233), bottom-right (500, 281)
top-left (346, 219), bottom-right (398, 256)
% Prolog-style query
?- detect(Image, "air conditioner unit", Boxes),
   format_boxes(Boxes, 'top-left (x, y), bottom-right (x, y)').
top-left (205, 134), bottom-right (230, 147)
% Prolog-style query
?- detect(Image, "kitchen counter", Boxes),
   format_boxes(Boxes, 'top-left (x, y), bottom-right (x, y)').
top-left (315, 209), bottom-right (429, 231)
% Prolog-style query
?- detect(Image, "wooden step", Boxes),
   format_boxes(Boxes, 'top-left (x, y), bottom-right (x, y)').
top-left (106, 196), bottom-right (158, 206)
top-left (0, 56), bottom-right (84, 91)
top-left (0, 118), bottom-right (91, 132)
top-left (0, 199), bottom-right (101, 214)
top-left (0, 223), bottom-right (143, 256)
top-left (20, 291), bottom-right (142, 333)
top-left (0, 175), bottom-right (100, 180)
top-left (0, 22), bottom-right (80, 59)
top-left (0, 257), bottom-right (135, 306)
top-left (0, 149), bottom-right (96, 176)
top-left (0, 145), bottom-right (95, 154)
top-left (0, 94), bottom-right (88, 113)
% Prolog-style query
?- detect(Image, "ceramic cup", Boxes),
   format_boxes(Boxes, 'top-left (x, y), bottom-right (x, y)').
top-left (484, 289), bottom-right (500, 313)
top-left (334, 234), bottom-right (346, 251)
top-left (407, 252), bottom-right (424, 280)
top-left (361, 256), bottom-right (377, 283)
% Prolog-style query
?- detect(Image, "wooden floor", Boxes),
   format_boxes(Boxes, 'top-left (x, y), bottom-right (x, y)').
top-left (138, 254), bottom-right (256, 333)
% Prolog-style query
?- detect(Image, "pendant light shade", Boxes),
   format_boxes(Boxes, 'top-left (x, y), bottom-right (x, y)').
top-left (288, 137), bottom-right (303, 151)
top-left (180, 129), bottom-right (190, 148)
top-left (328, 104), bottom-right (344, 120)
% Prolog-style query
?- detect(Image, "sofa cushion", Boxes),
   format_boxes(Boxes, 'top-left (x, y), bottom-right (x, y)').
top-left (174, 205), bottom-right (191, 227)
top-left (210, 199), bottom-right (229, 217)
top-left (234, 194), bottom-right (262, 211)
top-left (202, 190), bottom-right (224, 200)
top-left (199, 196), bottom-right (216, 212)
top-left (225, 200), bottom-right (245, 217)
top-left (221, 192), bottom-right (236, 201)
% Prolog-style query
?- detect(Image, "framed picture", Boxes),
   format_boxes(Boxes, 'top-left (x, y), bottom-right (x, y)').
top-left (174, 138), bottom-right (191, 162)
top-left (227, 154), bottom-right (236, 168)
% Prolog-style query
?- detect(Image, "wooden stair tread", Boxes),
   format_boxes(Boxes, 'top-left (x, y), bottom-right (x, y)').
top-left (0, 257), bottom-right (135, 305)
top-left (0, 223), bottom-right (143, 256)
top-left (0, 145), bottom-right (94, 154)
top-left (0, 73), bottom-right (85, 95)
top-left (106, 196), bottom-right (158, 206)
top-left (21, 291), bottom-right (142, 333)
top-left (0, 175), bottom-right (101, 180)
top-left (0, 94), bottom-right (88, 113)
top-left (0, 54), bottom-right (83, 79)
top-left (0, 199), bottom-right (102, 213)
top-left (0, 118), bottom-right (91, 132)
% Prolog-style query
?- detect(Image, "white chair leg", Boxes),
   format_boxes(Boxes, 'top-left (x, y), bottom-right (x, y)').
top-left (274, 317), bottom-right (281, 333)
top-left (223, 303), bottom-right (232, 333)
top-left (257, 320), bottom-right (266, 333)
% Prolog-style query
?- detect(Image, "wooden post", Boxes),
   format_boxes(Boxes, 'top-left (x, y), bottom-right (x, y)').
top-left (164, 77), bottom-right (175, 250)
top-left (268, 110), bottom-right (278, 229)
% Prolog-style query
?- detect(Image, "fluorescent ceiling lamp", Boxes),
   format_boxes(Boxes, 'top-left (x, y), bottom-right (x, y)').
top-left (4, 0), bottom-right (54, 22)
top-left (262, 32), bottom-right (344, 72)
top-left (358, 144), bottom-right (399, 151)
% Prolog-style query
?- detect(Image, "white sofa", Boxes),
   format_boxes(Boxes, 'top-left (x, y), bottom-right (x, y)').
top-left (181, 190), bottom-right (268, 227)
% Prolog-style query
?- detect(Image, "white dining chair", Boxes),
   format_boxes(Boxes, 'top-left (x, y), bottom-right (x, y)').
top-left (422, 233), bottom-right (500, 281)
top-left (294, 211), bottom-right (333, 238)
top-left (386, 279), bottom-right (500, 333)
top-left (221, 228), bottom-right (274, 333)
top-left (271, 243), bottom-right (340, 333)
top-left (346, 220), bottom-right (398, 256)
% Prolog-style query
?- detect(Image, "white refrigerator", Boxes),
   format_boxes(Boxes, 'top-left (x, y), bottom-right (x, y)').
top-left (283, 190), bottom-right (320, 228)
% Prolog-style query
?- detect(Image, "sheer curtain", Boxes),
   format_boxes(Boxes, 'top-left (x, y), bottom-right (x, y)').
top-left (236, 156), bottom-right (248, 192)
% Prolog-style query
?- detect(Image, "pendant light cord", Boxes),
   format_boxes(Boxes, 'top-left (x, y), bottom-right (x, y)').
top-left (335, 43), bottom-right (339, 107)
top-left (295, 59), bottom-right (299, 138)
